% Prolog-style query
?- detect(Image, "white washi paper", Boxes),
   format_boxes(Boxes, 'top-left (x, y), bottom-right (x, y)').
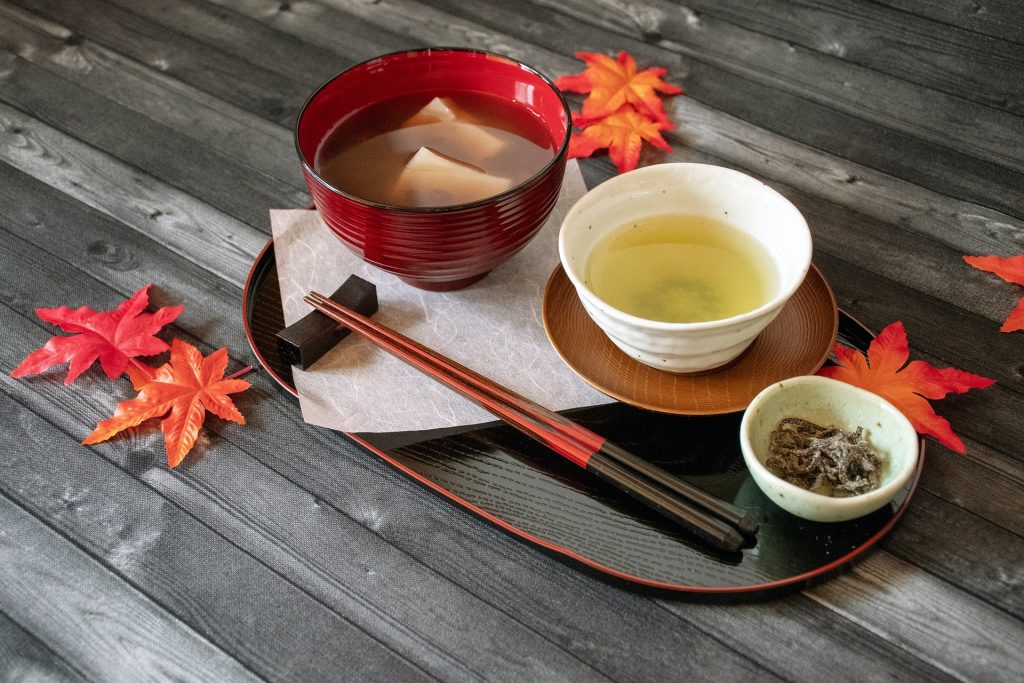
top-left (271, 160), bottom-right (612, 433)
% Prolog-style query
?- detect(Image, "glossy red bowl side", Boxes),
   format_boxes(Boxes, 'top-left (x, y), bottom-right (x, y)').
top-left (295, 49), bottom-right (571, 291)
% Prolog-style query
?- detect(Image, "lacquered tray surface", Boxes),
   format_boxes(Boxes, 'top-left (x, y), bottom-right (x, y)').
top-left (243, 240), bottom-right (922, 595)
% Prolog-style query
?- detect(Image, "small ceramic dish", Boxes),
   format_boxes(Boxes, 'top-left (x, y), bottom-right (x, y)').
top-left (739, 375), bottom-right (918, 522)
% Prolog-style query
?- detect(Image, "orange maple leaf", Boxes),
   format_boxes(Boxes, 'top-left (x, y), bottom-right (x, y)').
top-left (83, 339), bottom-right (250, 468)
top-left (818, 322), bottom-right (994, 454)
top-left (568, 106), bottom-right (673, 174)
top-left (964, 254), bottom-right (1024, 332)
top-left (555, 51), bottom-right (682, 125)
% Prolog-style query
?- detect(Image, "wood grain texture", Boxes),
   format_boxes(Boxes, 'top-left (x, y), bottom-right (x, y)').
top-left (807, 552), bottom-right (1024, 681)
top-left (0, 0), bottom-right (1021, 679)
top-left (0, 387), bottom-right (434, 683)
top-left (0, 206), bottom-right (777, 681)
top-left (4, 0), bottom-right (305, 126)
top-left (429, 0), bottom-right (1024, 219)
top-left (526, 0), bottom-right (1024, 173)
top-left (0, 492), bottom-right (263, 683)
top-left (0, 102), bottom-right (265, 287)
top-left (0, 610), bottom-right (90, 683)
top-left (684, 0), bottom-right (1024, 114)
top-left (0, 2), bottom-right (304, 191)
top-left (873, 0), bottom-right (1024, 44)
top-left (0, 50), bottom-right (305, 228)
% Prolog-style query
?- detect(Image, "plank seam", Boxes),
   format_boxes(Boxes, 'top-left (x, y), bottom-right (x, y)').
top-left (0, 607), bottom-right (98, 683)
top-left (0, 488), bottom-right (270, 683)
top-left (863, 0), bottom-right (1024, 47)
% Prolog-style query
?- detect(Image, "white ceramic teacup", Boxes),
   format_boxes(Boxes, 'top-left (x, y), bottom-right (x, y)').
top-left (558, 163), bottom-right (812, 373)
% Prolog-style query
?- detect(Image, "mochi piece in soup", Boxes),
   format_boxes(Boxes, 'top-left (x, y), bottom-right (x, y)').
top-left (391, 146), bottom-right (512, 206)
top-left (402, 97), bottom-right (458, 127)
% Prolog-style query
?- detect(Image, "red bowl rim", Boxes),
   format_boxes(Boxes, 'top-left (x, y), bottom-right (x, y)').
top-left (294, 47), bottom-right (572, 215)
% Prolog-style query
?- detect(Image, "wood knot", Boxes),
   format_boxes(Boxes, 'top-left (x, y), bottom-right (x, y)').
top-left (86, 241), bottom-right (138, 271)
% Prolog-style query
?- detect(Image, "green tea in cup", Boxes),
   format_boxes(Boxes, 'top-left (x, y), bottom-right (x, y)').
top-left (584, 214), bottom-right (777, 323)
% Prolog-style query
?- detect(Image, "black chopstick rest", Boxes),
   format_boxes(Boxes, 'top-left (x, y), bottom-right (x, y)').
top-left (276, 275), bottom-right (378, 369)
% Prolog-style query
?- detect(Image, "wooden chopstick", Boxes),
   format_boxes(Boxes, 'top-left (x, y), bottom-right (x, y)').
top-left (308, 290), bottom-right (757, 537)
top-left (305, 291), bottom-right (753, 553)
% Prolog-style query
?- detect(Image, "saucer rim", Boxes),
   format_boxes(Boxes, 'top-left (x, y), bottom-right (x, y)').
top-left (541, 263), bottom-right (839, 415)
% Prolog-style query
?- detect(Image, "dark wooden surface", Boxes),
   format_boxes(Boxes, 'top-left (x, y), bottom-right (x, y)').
top-left (0, 1), bottom-right (1021, 680)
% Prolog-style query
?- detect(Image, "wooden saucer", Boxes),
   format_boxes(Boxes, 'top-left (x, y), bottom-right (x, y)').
top-left (542, 264), bottom-right (839, 415)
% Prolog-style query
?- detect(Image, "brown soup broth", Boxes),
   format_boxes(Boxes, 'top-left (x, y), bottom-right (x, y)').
top-left (314, 91), bottom-right (556, 207)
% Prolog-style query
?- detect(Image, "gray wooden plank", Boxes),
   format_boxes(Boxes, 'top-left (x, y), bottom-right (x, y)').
top-left (874, 0), bottom-right (1024, 45)
top-left (0, 160), bottom-right (249, 352)
top-left (0, 101), bottom-right (265, 289)
top-left (653, 595), bottom-right (960, 683)
top-left (807, 552), bottom-right (1024, 682)
top-left (0, 610), bottom-right (91, 683)
top-left (3, 0), bottom-right (305, 126)
top-left (524, 0), bottom-right (1024, 173)
top-left (662, 96), bottom-right (1024, 261)
top-left (920, 439), bottom-right (1024, 538)
top-left (214, 0), bottom-right (1024, 221)
top-left (0, 321), bottom-right (624, 683)
top-left (0, 492), bottom-right (263, 683)
top-left (405, 0), bottom-right (1024, 211)
top-left (886, 490), bottom-right (1024, 617)
top-left (105, 0), bottom-right (400, 83)
top-left (684, 0), bottom-right (1024, 113)
top-left (0, 50), bottom-right (306, 229)
top-left (0, 1), bottom-right (304, 192)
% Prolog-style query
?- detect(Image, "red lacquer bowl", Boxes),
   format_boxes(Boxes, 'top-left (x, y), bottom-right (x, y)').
top-left (295, 48), bottom-right (571, 291)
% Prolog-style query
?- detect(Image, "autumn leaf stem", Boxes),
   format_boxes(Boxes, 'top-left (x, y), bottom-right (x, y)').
top-left (129, 357), bottom-right (155, 379)
top-left (226, 365), bottom-right (253, 381)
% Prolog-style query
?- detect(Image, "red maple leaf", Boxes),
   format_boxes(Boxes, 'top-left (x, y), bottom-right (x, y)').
top-left (568, 106), bottom-right (673, 174)
top-left (818, 322), bottom-right (995, 454)
top-left (83, 339), bottom-right (250, 468)
top-left (12, 284), bottom-right (182, 385)
top-left (964, 254), bottom-right (1024, 332)
top-left (555, 51), bottom-right (682, 125)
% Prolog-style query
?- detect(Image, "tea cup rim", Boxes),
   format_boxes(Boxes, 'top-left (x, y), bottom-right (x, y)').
top-left (558, 163), bottom-right (812, 331)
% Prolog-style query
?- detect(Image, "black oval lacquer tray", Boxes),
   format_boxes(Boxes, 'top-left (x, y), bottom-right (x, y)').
top-left (244, 240), bottom-right (923, 598)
